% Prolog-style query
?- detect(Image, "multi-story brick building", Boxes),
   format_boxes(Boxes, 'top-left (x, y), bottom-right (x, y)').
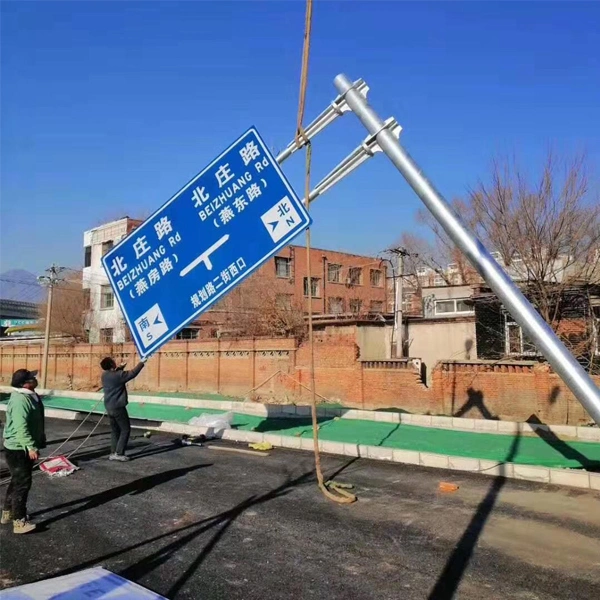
top-left (250, 245), bottom-right (388, 315)
top-left (83, 217), bottom-right (389, 341)
top-left (201, 245), bottom-right (390, 337)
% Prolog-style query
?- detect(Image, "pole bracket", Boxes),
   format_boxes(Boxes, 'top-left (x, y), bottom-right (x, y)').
top-left (302, 117), bottom-right (401, 205)
top-left (276, 79), bottom-right (369, 164)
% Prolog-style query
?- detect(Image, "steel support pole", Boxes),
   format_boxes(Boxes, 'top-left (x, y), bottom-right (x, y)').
top-left (334, 73), bottom-right (600, 425)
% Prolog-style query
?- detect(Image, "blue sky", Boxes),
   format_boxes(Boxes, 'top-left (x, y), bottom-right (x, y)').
top-left (2, 1), bottom-right (599, 275)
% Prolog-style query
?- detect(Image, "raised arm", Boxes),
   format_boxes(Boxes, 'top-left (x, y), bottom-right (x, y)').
top-left (119, 361), bottom-right (146, 383)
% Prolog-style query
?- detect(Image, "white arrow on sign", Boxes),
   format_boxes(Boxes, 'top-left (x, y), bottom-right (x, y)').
top-left (135, 304), bottom-right (169, 348)
top-left (260, 196), bottom-right (302, 243)
top-left (180, 234), bottom-right (230, 277)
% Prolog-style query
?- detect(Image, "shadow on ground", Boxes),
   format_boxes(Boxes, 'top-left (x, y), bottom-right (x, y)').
top-left (34, 462), bottom-right (212, 526)
top-left (39, 467), bottom-right (317, 598)
top-left (527, 414), bottom-right (600, 472)
top-left (428, 431), bottom-right (522, 600)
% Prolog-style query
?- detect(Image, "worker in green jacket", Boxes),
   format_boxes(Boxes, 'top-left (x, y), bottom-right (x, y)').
top-left (2, 368), bottom-right (46, 534)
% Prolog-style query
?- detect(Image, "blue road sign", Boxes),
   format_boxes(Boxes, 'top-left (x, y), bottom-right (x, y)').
top-left (102, 128), bottom-right (312, 358)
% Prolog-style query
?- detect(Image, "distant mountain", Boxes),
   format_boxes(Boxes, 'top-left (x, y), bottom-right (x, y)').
top-left (0, 269), bottom-right (45, 303)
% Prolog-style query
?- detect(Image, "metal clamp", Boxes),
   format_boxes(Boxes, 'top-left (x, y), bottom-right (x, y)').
top-left (276, 79), bottom-right (369, 164)
top-left (302, 117), bottom-right (401, 205)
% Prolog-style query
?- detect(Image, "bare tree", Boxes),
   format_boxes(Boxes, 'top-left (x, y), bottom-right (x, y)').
top-left (401, 150), bottom-right (600, 366)
top-left (398, 208), bottom-right (481, 289)
top-left (468, 152), bottom-right (600, 324)
top-left (209, 273), bottom-right (306, 339)
top-left (39, 274), bottom-right (89, 341)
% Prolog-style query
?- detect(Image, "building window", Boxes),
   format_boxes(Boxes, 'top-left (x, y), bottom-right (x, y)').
top-left (434, 298), bottom-right (474, 316)
top-left (370, 269), bottom-right (383, 287)
top-left (348, 267), bottom-right (362, 286)
top-left (101, 240), bottom-right (114, 256)
top-left (176, 328), bottom-right (199, 340)
top-left (456, 299), bottom-right (472, 312)
top-left (370, 301), bottom-right (384, 313)
top-left (100, 328), bottom-right (113, 343)
top-left (84, 246), bottom-right (92, 268)
top-left (505, 317), bottom-right (538, 356)
top-left (403, 292), bottom-right (414, 310)
top-left (349, 299), bottom-right (362, 314)
top-left (276, 294), bottom-right (293, 310)
top-left (328, 297), bottom-right (344, 314)
top-left (82, 289), bottom-right (91, 309)
top-left (303, 277), bottom-right (320, 298)
top-left (100, 285), bottom-right (114, 309)
top-left (328, 264), bottom-right (342, 283)
top-left (275, 257), bottom-right (291, 278)
top-left (433, 275), bottom-right (446, 286)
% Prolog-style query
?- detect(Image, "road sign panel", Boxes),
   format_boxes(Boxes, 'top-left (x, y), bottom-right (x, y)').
top-left (102, 128), bottom-right (311, 358)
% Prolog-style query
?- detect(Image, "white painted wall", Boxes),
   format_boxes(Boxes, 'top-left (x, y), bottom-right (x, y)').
top-left (406, 317), bottom-right (477, 384)
top-left (83, 218), bottom-right (133, 343)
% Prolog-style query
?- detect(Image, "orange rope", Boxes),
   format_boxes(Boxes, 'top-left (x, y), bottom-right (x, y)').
top-left (295, 0), bottom-right (356, 504)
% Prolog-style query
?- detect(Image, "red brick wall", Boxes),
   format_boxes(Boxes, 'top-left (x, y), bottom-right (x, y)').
top-left (432, 362), bottom-right (600, 425)
top-left (1, 339), bottom-right (598, 424)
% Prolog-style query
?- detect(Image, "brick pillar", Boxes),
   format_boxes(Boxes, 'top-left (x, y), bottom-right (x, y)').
top-left (216, 339), bottom-right (221, 393)
top-left (156, 351), bottom-right (161, 390)
top-left (185, 341), bottom-right (190, 391)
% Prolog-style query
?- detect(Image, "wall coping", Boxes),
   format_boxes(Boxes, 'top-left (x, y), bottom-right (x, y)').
top-left (439, 359), bottom-right (539, 367)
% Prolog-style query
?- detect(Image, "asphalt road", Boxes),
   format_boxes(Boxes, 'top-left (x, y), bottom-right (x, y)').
top-left (1, 419), bottom-right (599, 600)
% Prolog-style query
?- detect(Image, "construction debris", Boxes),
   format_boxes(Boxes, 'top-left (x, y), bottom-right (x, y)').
top-left (249, 442), bottom-right (273, 451)
top-left (438, 482), bottom-right (459, 493)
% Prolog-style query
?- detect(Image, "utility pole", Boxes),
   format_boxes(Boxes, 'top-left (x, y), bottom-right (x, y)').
top-left (38, 264), bottom-right (66, 389)
top-left (389, 248), bottom-right (409, 358)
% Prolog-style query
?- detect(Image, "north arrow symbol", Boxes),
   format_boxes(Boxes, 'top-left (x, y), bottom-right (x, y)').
top-left (268, 221), bottom-right (278, 232)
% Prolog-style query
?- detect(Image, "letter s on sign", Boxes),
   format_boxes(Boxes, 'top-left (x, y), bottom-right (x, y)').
top-left (146, 332), bottom-right (154, 343)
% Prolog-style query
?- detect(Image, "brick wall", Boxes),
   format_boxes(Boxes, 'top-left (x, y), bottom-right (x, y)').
top-left (1, 340), bottom-right (599, 425)
top-left (433, 361), bottom-right (600, 425)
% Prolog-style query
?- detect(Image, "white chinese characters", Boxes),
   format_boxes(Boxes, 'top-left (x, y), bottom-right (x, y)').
top-left (239, 141), bottom-right (261, 166)
top-left (191, 186), bottom-right (209, 207)
top-left (154, 216), bottom-right (173, 240)
top-left (215, 163), bottom-right (234, 188)
top-left (111, 256), bottom-right (127, 277)
top-left (133, 236), bottom-right (151, 260)
top-left (189, 258), bottom-right (247, 309)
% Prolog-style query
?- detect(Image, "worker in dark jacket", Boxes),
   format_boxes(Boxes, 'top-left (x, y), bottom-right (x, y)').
top-left (100, 357), bottom-right (146, 462)
top-left (2, 369), bottom-right (46, 534)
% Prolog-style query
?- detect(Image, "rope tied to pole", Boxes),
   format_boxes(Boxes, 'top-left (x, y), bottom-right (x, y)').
top-left (295, 0), bottom-right (356, 504)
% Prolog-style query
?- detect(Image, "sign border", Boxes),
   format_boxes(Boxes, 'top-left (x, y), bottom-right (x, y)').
top-left (102, 127), bottom-right (311, 358)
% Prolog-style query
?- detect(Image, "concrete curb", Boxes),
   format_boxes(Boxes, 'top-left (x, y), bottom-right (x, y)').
top-left (4, 403), bottom-right (596, 492)
top-left (2, 386), bottom-right (599, 443)
top-left (146, 421), bottom-right (600, 492)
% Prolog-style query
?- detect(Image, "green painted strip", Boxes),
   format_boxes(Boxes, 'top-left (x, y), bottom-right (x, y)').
top-left (7, 396), bottom-right (600, 470)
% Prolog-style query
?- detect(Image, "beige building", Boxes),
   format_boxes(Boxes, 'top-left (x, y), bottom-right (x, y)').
top-left (83, 217), bottom-right (142, 343)
top-left (405, 285), bottom-right (476, 383)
